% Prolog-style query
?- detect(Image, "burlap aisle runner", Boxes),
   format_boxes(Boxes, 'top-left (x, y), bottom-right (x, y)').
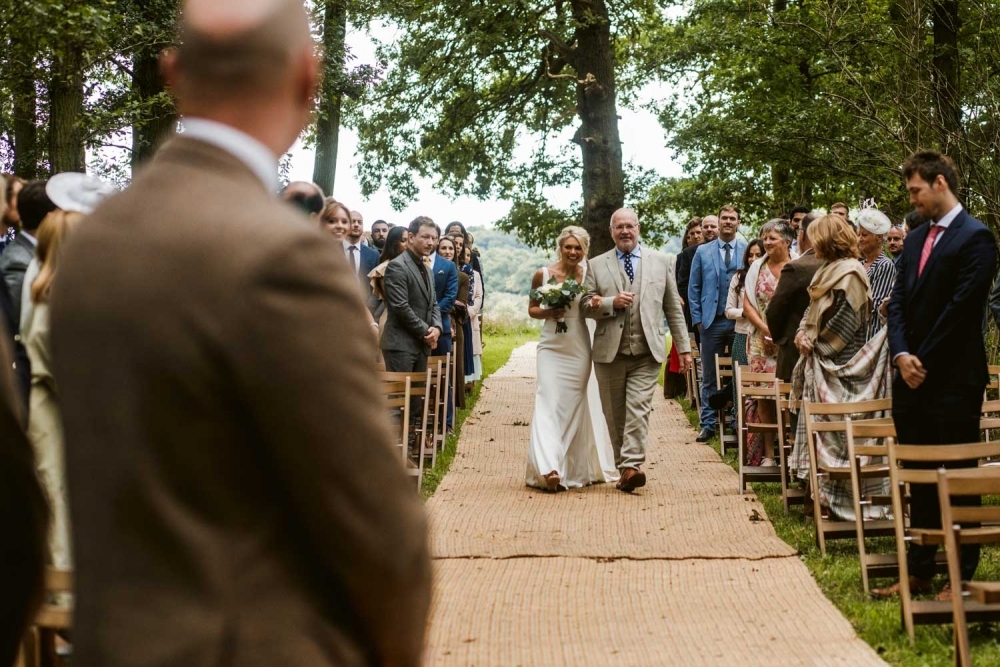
top-left (425, 343), bottom-right (885, 666)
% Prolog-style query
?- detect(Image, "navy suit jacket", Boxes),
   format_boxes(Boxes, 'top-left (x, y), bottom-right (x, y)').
top-left (887, 209), bottom-right (998, 401)
top-left (688, 237), bottom-right (747, 330)
top-left (432, 255), bottom-right (459, 336)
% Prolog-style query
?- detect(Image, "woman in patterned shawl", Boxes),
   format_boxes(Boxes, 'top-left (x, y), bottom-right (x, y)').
top-left (788, 215), bottom-right (892, 521)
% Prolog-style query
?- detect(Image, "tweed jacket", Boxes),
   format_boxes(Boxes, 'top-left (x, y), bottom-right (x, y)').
top-left (581, 247), bottom-right (690, 364)
top-left (50, 137), bottom-right (432, 667)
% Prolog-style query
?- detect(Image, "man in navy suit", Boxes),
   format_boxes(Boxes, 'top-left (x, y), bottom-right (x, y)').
top-left (343, 211), bottom-right (380, 312)
top-left (688, 205), bottom-right (747, 442)
top-left (874, 151), bottom-right (998, 600)
top-left (430, 237), bottom-right (459, 427)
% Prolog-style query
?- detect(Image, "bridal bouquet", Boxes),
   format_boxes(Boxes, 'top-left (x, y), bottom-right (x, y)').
top-left (530, 277), bottom-right (586, 333)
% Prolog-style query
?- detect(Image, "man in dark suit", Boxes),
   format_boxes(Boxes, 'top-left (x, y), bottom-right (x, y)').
top-left (49, 1), bottom-right (432, 664)
top-left (343, 213), bottom-right (380, 311)
top-left (874, 151), bottom-right (998, 600)
top-left (430, 240), bottom-right (459, 425)
top-left (765, 209), bottom-right (823, 381)
top-left (382, 216), bottom-right (444, 373)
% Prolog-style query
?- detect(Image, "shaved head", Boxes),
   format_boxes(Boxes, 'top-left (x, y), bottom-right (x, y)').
top-left (172, 0), bottom-right (312, 104)
top-left (164, 0), bottom-right (318, 156)
top-left (611, 208), bottom-right (639, 226)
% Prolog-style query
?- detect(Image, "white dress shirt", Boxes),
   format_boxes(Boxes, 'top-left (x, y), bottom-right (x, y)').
top-left (931, 203), bottom-right (963, 247)
top-left (179, 117), bottom-right (279, 193)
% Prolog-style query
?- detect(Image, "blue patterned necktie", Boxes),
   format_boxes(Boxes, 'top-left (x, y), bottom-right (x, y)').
top-left (724, 243), bottom-right (732, 270)
top-left (623, 252), bottom-right (635, 283)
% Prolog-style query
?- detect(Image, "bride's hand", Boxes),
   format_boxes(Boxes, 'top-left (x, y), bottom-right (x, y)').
top-left (590, 295), bottom-right (603, 309)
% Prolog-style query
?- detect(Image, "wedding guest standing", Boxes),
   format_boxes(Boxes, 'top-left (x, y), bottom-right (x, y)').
top-left (741, 220), bottom-right (794, 466)
top-left (320, 198), bottom-right (350, 240)
top-left (766, 210), bottom-right (823, 382)
top-left (856, 208), bottom-right (896, 341)
top-left (371, 219), bottom-right (390, 251)
top-left (433, 235), bottom-right (460, 424)
top-left (725, 239), bottom-right (765, 371)
top-left (383, 216), bottom-right (443, 373)
top-left (688, 206), bottom-right (745, 442)
top-left (875, 152), bottom-right (997, 600)
top-left (50, 2), bottom-right (432, 664)
top-left (789, 215), bottom-right (890, 521)
top-left (279, 181), bottom-right (325, 221)
top-left (675, 215), bottom-right (715, 332)
top-left (664, 218), bottom-right (703, 398)
top-left (886, 224), bottom-right (906, 263)
top-left (466, 246), bottom-right (484, 385)
top-left (369, 225), bottom-right (408, 330)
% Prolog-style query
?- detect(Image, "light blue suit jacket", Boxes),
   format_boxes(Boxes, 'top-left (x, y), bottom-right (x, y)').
top-left (688, 238), bottom-right (747, 331)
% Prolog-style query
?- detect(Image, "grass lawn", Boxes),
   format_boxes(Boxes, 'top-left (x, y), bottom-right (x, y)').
top-left (420, 329), bottom-right (537, 498)
top-left (674, 398), bottom-right (1000, 666)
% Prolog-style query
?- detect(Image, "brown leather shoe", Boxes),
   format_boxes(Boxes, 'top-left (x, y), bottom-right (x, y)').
top-left (616, 468), bottom-right (647, 493)
top-left (871, 576), bottom-right (933, 599)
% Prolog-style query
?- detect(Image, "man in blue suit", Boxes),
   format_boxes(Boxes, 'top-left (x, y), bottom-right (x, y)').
top-left (431, 238), bottom-right (459, 427)
top-left (875, 152), bottom-right (998, 599)
top-left (688, 205), bottom-right (747, 442)
top-left (343, 212), bottom-right (381, 313)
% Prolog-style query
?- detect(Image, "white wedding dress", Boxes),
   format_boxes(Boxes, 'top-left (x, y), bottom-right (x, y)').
top-left (525, 265), bottom-right (620, 490)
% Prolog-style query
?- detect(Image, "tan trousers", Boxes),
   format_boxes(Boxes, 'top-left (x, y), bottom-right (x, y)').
top-left (594, 352), bottom-right (660, 470)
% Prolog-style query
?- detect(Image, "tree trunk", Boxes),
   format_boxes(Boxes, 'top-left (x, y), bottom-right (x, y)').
top-left (10, 34), bottom-right (39, 179)
top-left (931, 0), bottom-right (961, 149)
top-left (312, 0), bottom-right (348, 196)
top-left (132, 49), bottom-right (177, 169)
top-left (571, 0), bottom-right (623, 256)
top-left (48, 45), bottom-right (86, 174)
top-left (12, 68), bottom-right (38, 179)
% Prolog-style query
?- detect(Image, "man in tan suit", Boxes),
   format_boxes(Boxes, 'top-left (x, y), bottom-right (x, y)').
top-left (582, 209), bottom-right (691, 492)
top-left (49, 1), bottom-right (431, 665)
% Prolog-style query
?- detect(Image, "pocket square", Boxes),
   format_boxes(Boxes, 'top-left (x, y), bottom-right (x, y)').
top-left (437, 270), bottom-right (445, 274)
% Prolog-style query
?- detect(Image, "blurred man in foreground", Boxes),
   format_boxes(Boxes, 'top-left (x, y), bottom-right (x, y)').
top-left (50, 1), bottom-right (432, 665)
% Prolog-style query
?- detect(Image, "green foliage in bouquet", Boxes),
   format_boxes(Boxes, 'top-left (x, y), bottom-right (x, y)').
top-left (529, 277), bottom-right (586, 333)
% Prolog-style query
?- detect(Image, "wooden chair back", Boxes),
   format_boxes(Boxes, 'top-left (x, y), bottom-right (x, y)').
top-left (774, 381), bottom-right (804, 511)
top-left (715, 355), bottom-right (736, 455)
top-left (981, 399), bottom-right (1000, 442)
top-left (937, 466), bottom-right (1000, 667)
top-left (887, 438), bottom-right (1000, 643)
top-left (845, 419), bottom-right (897, 594)
top-left (734, 365), bottom-right (781, 493)
top-left (802, 397), bottom-right (892, 554)
top-left (380, 368), bottom-right (433, 490)
top-left (18, 568), bottom-right (73, 667)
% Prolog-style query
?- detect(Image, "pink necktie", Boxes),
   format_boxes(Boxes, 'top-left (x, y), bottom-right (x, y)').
top-left (918, 225), bottom-right (942, 277)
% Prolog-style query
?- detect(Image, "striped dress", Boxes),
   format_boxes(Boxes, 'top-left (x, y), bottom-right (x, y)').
top-left (864, 253), bottom-right (896, 342)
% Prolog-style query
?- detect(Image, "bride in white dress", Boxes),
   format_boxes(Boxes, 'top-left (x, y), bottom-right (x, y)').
top-left (525, 226), bottom-right (620, 492)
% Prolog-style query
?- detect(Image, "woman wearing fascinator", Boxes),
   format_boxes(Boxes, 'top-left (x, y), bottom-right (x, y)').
top-left (855, 203), bottom-right (897, 341)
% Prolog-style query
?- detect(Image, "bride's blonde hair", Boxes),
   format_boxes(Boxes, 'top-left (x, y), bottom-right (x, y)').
top-left (556, 225), bottom-right (590, 259)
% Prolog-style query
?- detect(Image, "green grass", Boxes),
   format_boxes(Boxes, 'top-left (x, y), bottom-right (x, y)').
top-left (420, 330), bottom-right (537, 499)
top-left (675, 398), bottom-right (1000, 666)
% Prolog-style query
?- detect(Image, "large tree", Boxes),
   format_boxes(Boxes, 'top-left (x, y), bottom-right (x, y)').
top-left (354, 0), bottom-right (661, 253)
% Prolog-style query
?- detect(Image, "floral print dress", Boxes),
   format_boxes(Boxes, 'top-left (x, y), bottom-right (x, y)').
top-left (747, 264), bottom-right (779, 374)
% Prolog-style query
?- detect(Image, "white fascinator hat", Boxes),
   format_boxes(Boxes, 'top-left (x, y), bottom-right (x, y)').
top-left (45, 173), bottom-right (118, 215)
top-left (855, 200), bottom-right (891, 236)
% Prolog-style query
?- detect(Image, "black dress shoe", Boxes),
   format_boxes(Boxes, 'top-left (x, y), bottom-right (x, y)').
top-left (696, 428), bottom-right (715, 443)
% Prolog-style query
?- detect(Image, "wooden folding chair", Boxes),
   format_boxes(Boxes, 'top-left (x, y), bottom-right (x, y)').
top-left (802, 397), bottom-right (894, 554)
top-left (715, 355), bottom-right (736, 456)
top-left (734, 366), bottom-right (781, 493)
top-left (846, 420), bottom-right (904, 594)
top-left (433, 353), bottom-right (452, 451)
top-left (19, 567), bottom-right (72, 667)
top-left (380, 368), bottom-right (432, 490)
top-left (937, 466), bottom-right (1000, 667)
top-left (887, 439), bottom-right (1000, 643)
top-left (985, 365), bottom-right (1000, 401)
top-left (981, 399), bottom-right (1000, 443)
top-left (774, 381), bottom-right (805, 511)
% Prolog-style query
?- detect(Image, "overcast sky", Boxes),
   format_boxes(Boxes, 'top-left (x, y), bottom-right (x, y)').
top-left (285, 22), bottom-right (684, 227)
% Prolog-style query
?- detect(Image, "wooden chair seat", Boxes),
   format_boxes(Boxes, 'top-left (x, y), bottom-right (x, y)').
top-left (968, 582), bottom-right (1000, 604)
top-left (734, 366), bottom-right (779, 493)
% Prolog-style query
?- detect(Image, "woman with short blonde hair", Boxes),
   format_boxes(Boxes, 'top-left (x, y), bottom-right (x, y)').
top-left (789, 214), bottom-right (890, 521)
top-left (556, 225), bottom-right (590, 259)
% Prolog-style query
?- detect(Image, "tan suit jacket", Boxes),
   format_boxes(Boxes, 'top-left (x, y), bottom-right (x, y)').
top-left (50, 137), bottom-right (431, 667)
top-left (582, 247), bottom-right (690, 364)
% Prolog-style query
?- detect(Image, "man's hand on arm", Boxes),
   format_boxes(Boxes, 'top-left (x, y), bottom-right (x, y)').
top-left (895, 353), bottom-right (927, 389)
